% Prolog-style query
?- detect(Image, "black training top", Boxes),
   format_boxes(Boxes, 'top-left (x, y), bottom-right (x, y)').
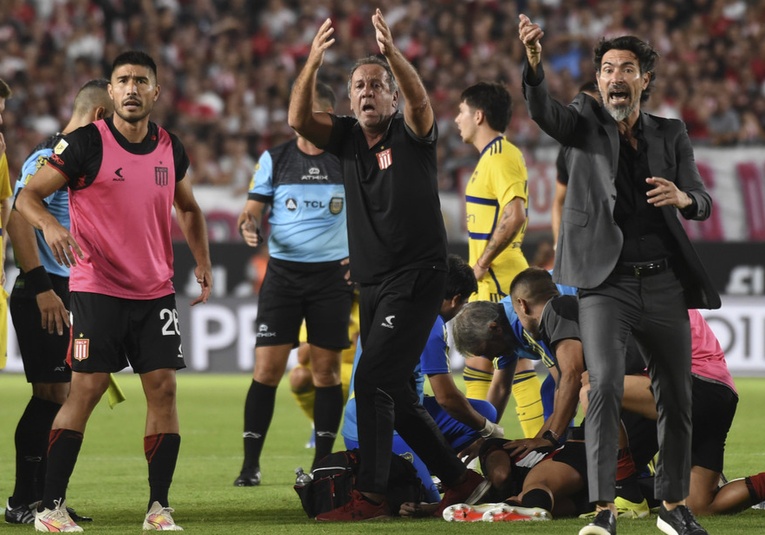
top-left (323, 113), bottom-right (447, 284)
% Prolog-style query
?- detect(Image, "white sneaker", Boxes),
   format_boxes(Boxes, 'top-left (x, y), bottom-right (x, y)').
top-left (482, 504), bottom-right (552, 522)
top-left (143, 501), bottom-right (183, 531)
top-left (35, 499), bottom-right (83, 532)
top-left (443, 503), bottom-right (511, 522)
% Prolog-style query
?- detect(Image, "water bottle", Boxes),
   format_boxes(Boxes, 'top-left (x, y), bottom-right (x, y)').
top-left (294, 467), bottom-right (312, 487)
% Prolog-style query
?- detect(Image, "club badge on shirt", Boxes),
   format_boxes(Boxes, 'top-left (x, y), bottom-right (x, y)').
top-left (376, 148), bottom-right (392, 170)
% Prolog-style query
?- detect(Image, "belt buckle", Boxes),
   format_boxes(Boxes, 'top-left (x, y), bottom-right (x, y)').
top-left (632, 265), bottom-right (643, 277)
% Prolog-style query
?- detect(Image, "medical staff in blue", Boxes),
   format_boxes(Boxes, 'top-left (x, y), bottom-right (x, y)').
top-left (234, 83), bottom-right (353, 487)
top-left (452, 281), bottom-right (577, 454)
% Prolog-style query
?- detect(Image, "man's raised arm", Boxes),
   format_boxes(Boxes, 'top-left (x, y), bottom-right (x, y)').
top-left (372, 9), bottom-right (433, 137)
top-left (288, 18), bottom-right (335, 147)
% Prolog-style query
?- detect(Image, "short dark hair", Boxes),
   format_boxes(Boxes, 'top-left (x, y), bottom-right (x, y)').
top-left (73, 79), bottom-right (111, 116)
top-left (315, 81), bottom-right (336, 110)
top-left (593, 36), bottom-right (658, 103)
top-left (81, 78), bottom-right (109, 91)
top-left (460, 82), bottom-right (512, 132)
top-left (510, 267), bottom-right (559, 306)
top-left (112, 50), bottom-right (158, 81)
top-left (445, 254), bottom-right (477, 301)
top-left (347, 55), bottom-right (398, 95)
top-left (0, 78), bottom-right (11, 99)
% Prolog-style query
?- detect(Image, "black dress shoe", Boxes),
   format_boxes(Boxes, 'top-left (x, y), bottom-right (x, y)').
top-left (234, 467), bottom-right (262, 487)
top-left (657, 504), bottom-right (707, 535)
top-left (578, 508), bottom-right (616, 535)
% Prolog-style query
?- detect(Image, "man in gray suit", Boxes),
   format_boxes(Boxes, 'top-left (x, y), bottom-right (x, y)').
top-left (519, 14), bottom-right (720, 535)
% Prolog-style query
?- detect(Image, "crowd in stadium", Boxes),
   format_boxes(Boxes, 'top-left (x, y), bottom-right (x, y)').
top-left (1, 0), bottom-right (764, 194)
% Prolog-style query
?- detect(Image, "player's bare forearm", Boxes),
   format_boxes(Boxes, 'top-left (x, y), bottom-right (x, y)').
top-left (487, 364), bottom-right (515, 421)
top-left (177, 207), bottom-right (213, 304)
top-left (176, 207), bottom-right (211, 272)
top-left (174, 181), bottom-right (213, 303)
top-left (6, 210), bottom-right (43, 272)
top-left (429, 373), bottom-right (486, 430)
top-left (479, 201), bottom-right (525, 268)
top-left (545, 372), bottom-right (581, 439)
top-left (1, 197), bottom-right (11, 231)
top-left (16, 166), bottom-right (67, 233)
top-left (545, 340), bottom-right (585, 438)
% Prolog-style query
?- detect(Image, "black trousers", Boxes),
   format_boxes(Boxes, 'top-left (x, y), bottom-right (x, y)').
top-left (579, 269), bottom-right (692, 503)
top-left (354, 268), bottom-right (465, 495)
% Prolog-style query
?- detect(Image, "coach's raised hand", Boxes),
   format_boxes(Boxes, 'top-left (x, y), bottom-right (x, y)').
top-left (518, 14), bottom-right (544, 72)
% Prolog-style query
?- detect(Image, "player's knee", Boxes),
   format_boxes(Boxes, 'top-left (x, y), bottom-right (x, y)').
top-left (289, 365), bottom-right (314, 393)
top-left (311, 367), bottom-right (340, 388)
top-left (32, 382), bottom-right (70, 405)
top-left (482, 448), bottom-right (512, 489)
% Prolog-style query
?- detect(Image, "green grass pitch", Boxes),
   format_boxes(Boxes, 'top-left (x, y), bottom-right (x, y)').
top-left (1, 373), bottom-right (763, 533)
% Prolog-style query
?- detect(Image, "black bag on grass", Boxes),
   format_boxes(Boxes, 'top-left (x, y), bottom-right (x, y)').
top-left (293, 449), bottom-right (427, 518)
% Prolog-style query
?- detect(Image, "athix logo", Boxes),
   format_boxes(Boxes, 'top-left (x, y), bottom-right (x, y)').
top-left (301, 166), bottom-right (329, 181)
top-left (257, 324), bottom-right (277, 338)
top-left (381, 315), bottom-right (395, 329)
top-left (113, 167), bottom-right (125, 181)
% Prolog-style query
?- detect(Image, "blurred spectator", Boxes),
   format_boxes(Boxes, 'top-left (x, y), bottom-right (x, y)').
top-left (708, 93), bottom-right (741, 146)
top-left (219, 135), bottom-right (257, 195)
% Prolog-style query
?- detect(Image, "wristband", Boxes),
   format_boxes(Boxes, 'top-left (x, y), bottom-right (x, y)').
top-left (24, 266), bottom-right (54, 294)
top-left (542, 429), bottom-right (564, 447)
top-left (480, 419), bottom-right (504, 439)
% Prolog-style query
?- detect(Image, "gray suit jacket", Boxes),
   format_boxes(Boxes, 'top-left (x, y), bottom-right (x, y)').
top-left (524, 62), bottom-right (721, 310)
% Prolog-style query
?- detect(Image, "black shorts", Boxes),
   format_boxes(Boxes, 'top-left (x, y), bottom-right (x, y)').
top-left (11, 274), bottom-right (71, 384)
top-left (547, 431), bottom-right (590, 514)
top-left (691, 375), bottom-right (737, 472)
top-left (549, 439), bottom-right (588, 482)
top-left (255, 257), bottom-right (353, 349)
top-left (68, 292), bottom-right (186, 374)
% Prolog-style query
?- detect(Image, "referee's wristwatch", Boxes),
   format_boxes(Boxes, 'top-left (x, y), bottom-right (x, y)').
top-left (542, 429), bottom-right (564, 448)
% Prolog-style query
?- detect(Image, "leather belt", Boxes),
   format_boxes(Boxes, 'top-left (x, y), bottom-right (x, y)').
top-left (613, 258), bottom-right (670, 278)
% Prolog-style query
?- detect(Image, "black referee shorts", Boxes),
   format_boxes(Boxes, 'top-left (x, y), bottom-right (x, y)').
top-left (11, 274), bottom-right (71, 384)
top-left (255, 257), bottom-right (353, 350)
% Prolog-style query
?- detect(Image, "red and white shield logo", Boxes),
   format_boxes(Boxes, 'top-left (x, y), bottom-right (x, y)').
top-left (73, 338), bottom-right (90, 361)
top-left (376, 148), bottom-right (392, 170)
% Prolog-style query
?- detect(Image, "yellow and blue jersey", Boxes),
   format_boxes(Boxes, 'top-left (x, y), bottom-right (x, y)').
top-left (466, 136), bottom-right (529, 300)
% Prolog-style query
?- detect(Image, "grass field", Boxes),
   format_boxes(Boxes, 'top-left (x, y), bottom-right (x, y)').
top-left (1, 373), bottom-right (763, 534)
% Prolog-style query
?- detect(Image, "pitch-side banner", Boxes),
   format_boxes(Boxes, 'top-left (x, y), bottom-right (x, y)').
top-left (4, 295), bottom-right (760, 374)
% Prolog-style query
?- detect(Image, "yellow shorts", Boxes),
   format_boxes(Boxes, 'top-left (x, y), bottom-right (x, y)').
top-left (472, 254), bottom-right (529, 302)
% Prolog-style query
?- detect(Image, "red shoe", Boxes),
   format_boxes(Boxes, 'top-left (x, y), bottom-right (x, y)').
top-left (315, 490), bottom-right (391, 522)
top-left (434, 469), bottom-right (491, 517)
